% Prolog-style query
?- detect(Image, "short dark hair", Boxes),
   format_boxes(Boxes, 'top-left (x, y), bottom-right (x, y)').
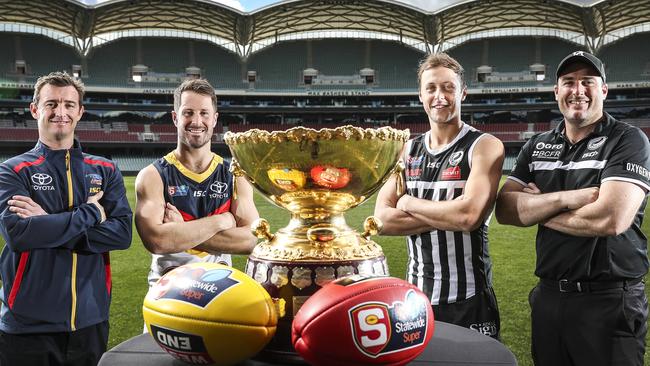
top-left (173, 79), bottom-right (218, 112)
top-left (33, 71), bottom-right (85, 105)
top-left (417, 52), bottom-right (465, 88)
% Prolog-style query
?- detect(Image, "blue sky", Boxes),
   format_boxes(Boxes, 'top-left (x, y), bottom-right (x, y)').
top-left (238, 0), bottom-right (279, 11)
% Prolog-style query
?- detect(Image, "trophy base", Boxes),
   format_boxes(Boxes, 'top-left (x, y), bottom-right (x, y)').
top-left (245, 254), bottom-right (389, 359)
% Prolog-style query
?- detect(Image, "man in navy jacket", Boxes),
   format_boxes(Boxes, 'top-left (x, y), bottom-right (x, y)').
top-left (0, 72), bottom-right (132, 365)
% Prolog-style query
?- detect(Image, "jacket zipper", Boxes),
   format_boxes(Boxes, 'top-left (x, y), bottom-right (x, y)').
top-left (66, 151), bottom-right (77, 331)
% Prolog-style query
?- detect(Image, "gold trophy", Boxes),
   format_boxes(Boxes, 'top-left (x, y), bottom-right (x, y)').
top-left (224, 125), bottom-right (409, 361)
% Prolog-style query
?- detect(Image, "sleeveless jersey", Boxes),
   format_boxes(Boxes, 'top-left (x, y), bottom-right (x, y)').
top-left (403, 123), bottom-right (494, 305)
top-left (148, 151), bottom-right (234, 286)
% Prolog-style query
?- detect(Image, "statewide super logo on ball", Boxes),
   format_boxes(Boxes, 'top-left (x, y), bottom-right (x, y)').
top-left (152, 265), bottom-right (239, 308)
top-left (349, 289), bottom-right (429, 358)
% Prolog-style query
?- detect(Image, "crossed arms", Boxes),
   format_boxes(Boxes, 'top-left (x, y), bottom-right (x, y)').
top-left (134, 165), bottom-right (258, 255)
top-left (0, 166), bottom-right (132, 253)
top-left (374, 134), bottom-right (505, 235)
top-left (495, 179), bottom-right (645, 237)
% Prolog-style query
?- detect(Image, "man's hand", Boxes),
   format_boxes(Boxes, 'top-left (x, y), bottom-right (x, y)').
top-left (396, 194), bottom-right (412, 212)
top-left (520, 183), bottom-right (598, 210)
top-left (215, 211), bottom-right (237, 232)
top-left (8, 195), bottom-right (48, 218)
top-left (563, 187), bottom-right (599, 210)
top-left (522, 182), bottom-right (542, 194)
top-left (163, 202), bottom-right (184, 223)
top-left (87, 191), bottom-right (106, 223)
top-left (163, 202), bottom-right (237, 232)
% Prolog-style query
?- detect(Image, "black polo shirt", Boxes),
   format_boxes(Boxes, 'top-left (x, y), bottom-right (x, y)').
top-left (508, 112), bottom-right (650, 281)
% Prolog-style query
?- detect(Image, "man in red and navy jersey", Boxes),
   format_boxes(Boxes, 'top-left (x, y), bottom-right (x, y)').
top-left (0, 72), bottom-right (133, 365)
top-left (134, 79), bottom-right (258, 291)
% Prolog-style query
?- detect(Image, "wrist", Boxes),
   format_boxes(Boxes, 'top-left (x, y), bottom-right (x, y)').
top-left (551, 191), bottom-right (568, 211)
top-left (213, 213), bottom-right (231, 232)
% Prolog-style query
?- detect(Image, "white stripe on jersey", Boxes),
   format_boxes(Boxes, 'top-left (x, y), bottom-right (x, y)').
top-left (406, 180), bottom-right (467, 193)
top-left (463, 231), bottom-right (476, 299)
top-left (415, 236), bottom-right (424, 290)
top-left (431, 230), bottom-right (442, 304)
top-left (506, 175), bottom-right (528, 187)
top-left (529, 159), bottom-right (607, 172)
top-left (445, 230), bottom-right (458, 303)
top-left (602, 176), bottom-right (650, 192)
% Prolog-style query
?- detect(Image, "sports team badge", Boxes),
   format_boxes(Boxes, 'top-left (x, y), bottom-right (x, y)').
top-left (348, 290), bottom-right (430, 358)
top-left (85, 173), bottom-right (103, 186)
top-left (168, 185), bottom-right (189, 197)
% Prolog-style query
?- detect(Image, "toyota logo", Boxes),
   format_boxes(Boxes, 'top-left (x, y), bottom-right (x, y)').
top-left (31, 173), bottom-right (52, 186)
top-left (210, 182), bottom-right (228, 194)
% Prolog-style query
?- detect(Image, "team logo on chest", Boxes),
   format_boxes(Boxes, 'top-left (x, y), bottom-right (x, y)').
top-left (448, 151), bottom-right (463, 166)
top-left (581, 136), bottom-right (608, 159)
top-left (587, 136), bottom-right (607, 150)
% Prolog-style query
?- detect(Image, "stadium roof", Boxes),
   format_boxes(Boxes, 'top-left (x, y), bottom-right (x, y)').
top-left (0, 0), bottom-right (649, 57)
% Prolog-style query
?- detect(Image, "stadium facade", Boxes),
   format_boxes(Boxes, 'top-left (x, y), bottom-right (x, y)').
top-left (0, 0), bottom-right (649, 173)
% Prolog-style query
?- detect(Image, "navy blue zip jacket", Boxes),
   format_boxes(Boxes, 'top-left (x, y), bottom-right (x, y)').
top-left (0, 140), bottom-right (132, 333)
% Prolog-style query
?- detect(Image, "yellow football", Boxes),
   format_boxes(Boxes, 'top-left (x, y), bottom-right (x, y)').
top-left (143, 262), bottom-right (277, 365)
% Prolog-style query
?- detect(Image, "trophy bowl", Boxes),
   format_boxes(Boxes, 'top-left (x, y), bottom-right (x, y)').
top-left (224, 125), bottom-right (409, 361)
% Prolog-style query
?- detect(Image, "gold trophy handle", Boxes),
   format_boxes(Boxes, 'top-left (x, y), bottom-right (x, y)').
top-left (394, 159), bottom-right (405, 197)
top-left (229, 158), bottom-right (254, 200)
top-left (307, 224), bottom-right (339, 243)
top-left (252, 218), bottom-right (274, 242)
top-left (362, 216), bottom-right (384, 239)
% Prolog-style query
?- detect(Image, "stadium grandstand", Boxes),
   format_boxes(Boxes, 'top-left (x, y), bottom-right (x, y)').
top-left (0, 0), bottom-right (650, 174)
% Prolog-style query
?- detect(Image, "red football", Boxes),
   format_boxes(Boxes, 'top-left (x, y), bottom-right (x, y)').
top-left (310, 165), bottom-right (351, 189)
top-left (292, 275), bottom-right (434, 366)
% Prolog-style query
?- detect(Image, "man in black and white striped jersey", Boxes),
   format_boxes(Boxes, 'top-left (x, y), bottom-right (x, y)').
top-left (374, 53), bottom-right (505, 339)
top-left (496, 51), bottom-right (649, 366)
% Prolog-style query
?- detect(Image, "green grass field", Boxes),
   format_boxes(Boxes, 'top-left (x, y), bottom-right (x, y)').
top-left (1, 176), bottom-right (649, 365)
